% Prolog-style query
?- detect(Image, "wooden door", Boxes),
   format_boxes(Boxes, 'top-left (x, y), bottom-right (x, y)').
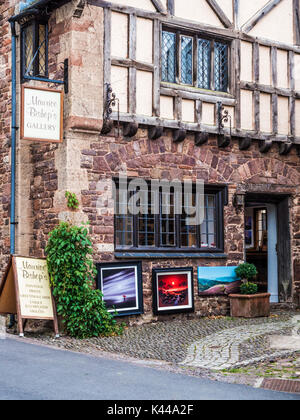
top-left (277, 196), bottom-right (292, 302)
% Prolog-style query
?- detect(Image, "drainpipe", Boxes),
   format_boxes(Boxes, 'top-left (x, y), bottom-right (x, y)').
top-left (8, 21), bottom-right (17, 328)
top-left (10, 21), bottom-right (17, 256)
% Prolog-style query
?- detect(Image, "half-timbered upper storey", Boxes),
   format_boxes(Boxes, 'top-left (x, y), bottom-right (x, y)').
top-left (89, 0), bottom-right (300, 153)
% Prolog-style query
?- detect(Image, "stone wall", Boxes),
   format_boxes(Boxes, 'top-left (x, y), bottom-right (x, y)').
top-left (64, 128), bottom-right (299, 321)
top-left (0, 0), bottom-right (18, 272)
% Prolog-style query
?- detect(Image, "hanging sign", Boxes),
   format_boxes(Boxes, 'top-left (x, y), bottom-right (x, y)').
top-left (21, 85), bottom-right (63, 143)
top-left (0, 256), bottom-right (59, 337)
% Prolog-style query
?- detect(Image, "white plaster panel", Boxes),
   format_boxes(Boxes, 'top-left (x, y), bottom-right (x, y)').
top-left (111, 12), bottom-right (128, 58)
top-left (113, 0), bottom-right (156, 11)
top-left (136, 18), bottom-right (153, 64)
top-left (277, 50), bottom-right (289, 88)
top-left (174, 0), bottom-right (224, 27)
top-left (111, 65), bottom-right (128, 113)
top-left (240, 41), bottom-right (253, 82)
top-left (294, 54), bottom-right (300, 91)
top-left (160, 96), bottom-right (174, 119)
top-left (239, 0), bottom-right (269, 26)
top-left (259, 46), bottom-right (271, 86)
top-left (277, 96), bottom-right (289, 135)
top-left (260, 93), bottom-right (272, 133)
top-left (182, 99), bottom-right (195, 123)
top-left (240, 90), bottom-right (254, 130)
top-left (295, 100), bottom-right (300, 136)
top-left (249, 0), bottom-right (294, 45)
top-left (215, 0), bottom-right (233, 22)
top-left (202, 102), bottom-right (215, 125)
top-left (136, 70), bottom-right (153, 116)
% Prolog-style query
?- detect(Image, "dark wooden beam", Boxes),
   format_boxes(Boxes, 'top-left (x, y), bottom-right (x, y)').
top-left (195, 132), bottom-right (209, 146)
top-left (294, 0), bottom-right (300, 45)
top-left (173, 129), bottom-right (186, 142)
top-left (151, 0), bottom-right (167, 14)
top-left (242, 0), bottom-right (282, 34)
top-left (148, 126), bottom-right (164, 140)
top-left (206, 0), bottom-right (233, 28)
top-left (167, 0), bottom-right (174, 15)
top-left (259, 139), bottom-right (273, 153)
top-left (123, 122), bottom-right (138, 137)
top-left (279, 141), bottom-right (293, 155)
top-left (218, 134), bottom-right (231, 148)
top-left (239, 137), bottom-right (251, 151)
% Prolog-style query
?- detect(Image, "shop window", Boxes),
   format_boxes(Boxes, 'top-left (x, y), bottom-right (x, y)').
top-left (21, 19), bottom-right (48, 80)
top-left (162, 29), bottom-right (229, 93)
top-left (115, 180), bottom-right (225, 253)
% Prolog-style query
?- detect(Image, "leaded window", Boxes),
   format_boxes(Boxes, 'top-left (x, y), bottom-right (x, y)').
top-left (162, 29), bottom-right (229, 93)
top-left (114, 180), bottom-right (225, 252)
top-left (21, 19), bottom-right (48, 80)
top-left (162, 31), bottom-right (176, 83)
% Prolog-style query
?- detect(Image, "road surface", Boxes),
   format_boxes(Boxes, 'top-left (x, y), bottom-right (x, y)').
top-left (0, 337), bottom-right (299, 401)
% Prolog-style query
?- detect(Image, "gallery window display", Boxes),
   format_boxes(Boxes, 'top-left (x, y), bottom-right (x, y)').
top-left (114, 180), bottom-right (226, 253)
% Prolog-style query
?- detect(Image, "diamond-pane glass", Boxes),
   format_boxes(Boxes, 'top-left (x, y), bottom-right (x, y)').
top-left (162, 31), bottom-right (176, 83)
top-left (181, 36), bottom-right (193, 85)
top-left (197, 38), bottom-right (211, 89)
top-left (38, 24), bottom-right (47, 76)
top-left (214, 42), bottom-right (228, 92)
top-left (24, 24), bottom-right (34, 76)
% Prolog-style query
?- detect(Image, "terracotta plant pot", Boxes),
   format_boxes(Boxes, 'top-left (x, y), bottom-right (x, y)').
top-left (229, 293), bottom-right (271, 318)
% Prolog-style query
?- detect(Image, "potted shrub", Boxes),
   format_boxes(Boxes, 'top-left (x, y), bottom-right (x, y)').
top-left (229, 263), bottom-right (271, 318)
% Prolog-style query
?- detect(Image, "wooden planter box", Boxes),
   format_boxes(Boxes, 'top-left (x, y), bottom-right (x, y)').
top-left (229, 293), bottom-right (271, 318)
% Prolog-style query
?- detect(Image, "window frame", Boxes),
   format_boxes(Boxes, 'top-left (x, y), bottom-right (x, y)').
top-left (114, 180), bottom-right (226, 254)
top-left (161, 27), bottom-right (231, 94)
top-left (20, 18), bottom-right (49, 82)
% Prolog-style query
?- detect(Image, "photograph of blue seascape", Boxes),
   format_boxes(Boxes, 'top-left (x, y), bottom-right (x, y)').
top-left (198, 266), bottom-right (241, 296)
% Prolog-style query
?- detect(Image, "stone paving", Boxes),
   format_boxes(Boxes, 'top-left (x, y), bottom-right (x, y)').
top-left (5, 311), bottom-right (299, 368)
top-left (181, 315), bottom-right (300, 371)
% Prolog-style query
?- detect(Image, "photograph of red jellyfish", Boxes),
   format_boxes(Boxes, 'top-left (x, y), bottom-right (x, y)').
top-left (152, 268), bottom-right (194, 315)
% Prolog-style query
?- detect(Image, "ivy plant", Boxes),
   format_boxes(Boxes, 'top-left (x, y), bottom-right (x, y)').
top-left (65, 191), bottom-right (80, 210)
top-left (46, 222), bottom-right (124, 339)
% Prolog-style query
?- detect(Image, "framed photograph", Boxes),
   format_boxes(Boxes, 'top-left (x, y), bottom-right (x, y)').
top-left (96, 261), bottom-right (143, 317)
top-left (152, 267), bottom-right (194, 315)
top-left (198, 266), bottom-right (241, 296)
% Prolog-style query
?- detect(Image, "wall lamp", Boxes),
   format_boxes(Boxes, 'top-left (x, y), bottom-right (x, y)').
top-left (233, 192), bottom-right (245, 211)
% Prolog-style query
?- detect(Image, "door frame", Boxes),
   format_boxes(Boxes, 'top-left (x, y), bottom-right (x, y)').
top-left (245, 193), bottom-right (292, 303)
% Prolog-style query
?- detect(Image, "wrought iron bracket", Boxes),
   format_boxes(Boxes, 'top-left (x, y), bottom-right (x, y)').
top-left (102, 83), bottom-right (119, 135)
top-left (217, 102), bottom-right (232, 136)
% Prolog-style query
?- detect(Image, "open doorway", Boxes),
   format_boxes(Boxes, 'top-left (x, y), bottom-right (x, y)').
top-left (245, 194), bottom-right (292, 303)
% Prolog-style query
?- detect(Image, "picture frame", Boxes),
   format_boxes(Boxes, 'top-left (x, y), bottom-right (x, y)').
top-left (96, 261), bottom-right (143, 317)
top-left (198, 266), bottom-right (241, 296)
top-left (152, 267), bottom-right (194, 315)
